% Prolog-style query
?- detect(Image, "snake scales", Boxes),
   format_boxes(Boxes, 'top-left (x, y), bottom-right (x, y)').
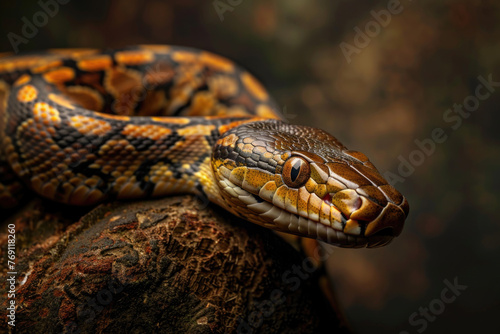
top-left (0, 45), bottom-right (409, 248)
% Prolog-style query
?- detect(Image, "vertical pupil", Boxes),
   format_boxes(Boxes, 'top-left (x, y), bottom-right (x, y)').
top-left (290, 160), bottom-right (301, 182)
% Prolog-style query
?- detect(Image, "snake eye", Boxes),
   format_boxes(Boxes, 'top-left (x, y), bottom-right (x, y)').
top-left (283, 156), bottom-right (310, 188)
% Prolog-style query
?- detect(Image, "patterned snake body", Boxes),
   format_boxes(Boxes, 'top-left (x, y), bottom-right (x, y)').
top-left (0, 45), bottom-right (409, 248)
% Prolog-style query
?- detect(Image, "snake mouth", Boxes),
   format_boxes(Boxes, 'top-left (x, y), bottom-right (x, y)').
top-left (217, 174), bottom-right (408, 248)
top-left (244, 192), bottom-right (400, 248)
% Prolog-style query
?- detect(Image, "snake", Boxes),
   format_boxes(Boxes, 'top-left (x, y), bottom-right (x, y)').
top-left (0, 45), bottom-right (409, 248)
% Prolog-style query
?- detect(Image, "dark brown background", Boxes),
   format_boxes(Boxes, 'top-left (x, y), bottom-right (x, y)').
top-left (1, 0), bottom-right (499, 333)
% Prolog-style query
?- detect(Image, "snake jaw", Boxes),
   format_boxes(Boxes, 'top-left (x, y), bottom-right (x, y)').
top-left (215, 172), bottom-right (404, 248)
top-left (213, 119), bottom-right (409, 247)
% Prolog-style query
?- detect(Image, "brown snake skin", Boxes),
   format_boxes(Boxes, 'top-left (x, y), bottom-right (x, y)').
top-left (0, 45), bottom-right (409, 248)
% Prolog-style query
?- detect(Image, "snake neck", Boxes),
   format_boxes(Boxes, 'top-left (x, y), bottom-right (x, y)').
top-left (1, 45), bottom-right (284, 206)
top-left (2, 78), bottom-right (266, 205)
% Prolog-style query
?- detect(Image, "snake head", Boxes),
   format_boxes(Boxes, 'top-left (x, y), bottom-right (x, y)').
top-left (212, 119), bottom-right (409, 248)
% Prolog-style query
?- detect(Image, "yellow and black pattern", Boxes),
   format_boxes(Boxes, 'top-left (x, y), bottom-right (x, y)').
top-left (0, 45), bottom-right (409, 248)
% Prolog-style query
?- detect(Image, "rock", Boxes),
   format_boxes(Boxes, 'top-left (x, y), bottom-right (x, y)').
top-left (1, 195), bottom-right (350, 333)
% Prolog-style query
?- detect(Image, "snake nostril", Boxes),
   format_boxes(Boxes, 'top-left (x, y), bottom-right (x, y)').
top-left (356, 186), bottom-right (388, 207)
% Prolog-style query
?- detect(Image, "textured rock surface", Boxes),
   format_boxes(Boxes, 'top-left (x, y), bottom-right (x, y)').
top-left (1, 195), bottom-right (349, 333)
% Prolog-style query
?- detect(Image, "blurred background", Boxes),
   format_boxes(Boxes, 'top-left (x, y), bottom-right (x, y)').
top-left (1, 0), bottom-right (499, 332)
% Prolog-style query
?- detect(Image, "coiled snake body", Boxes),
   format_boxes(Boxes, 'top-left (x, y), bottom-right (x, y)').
top-left (0, 45), bottom-right (409, 248)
